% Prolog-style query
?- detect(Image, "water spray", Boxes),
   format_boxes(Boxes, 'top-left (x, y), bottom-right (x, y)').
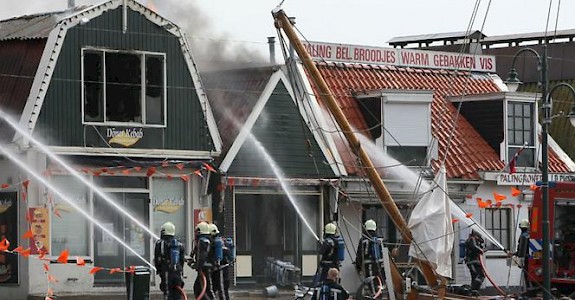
top-left (0, 109), bottom-right (159, 240)
top-left (0, 144), bottom-right (156, 271)
top-left (249, 135), bottom-right (320, 241)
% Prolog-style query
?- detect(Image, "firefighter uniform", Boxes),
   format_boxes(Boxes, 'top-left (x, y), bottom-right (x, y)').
top-left (515, 219), bottom-right (531, 290)
top-left (355, 219), bottom-right (385, 296)
top-left (154, 222), bottom-right (185, 300)
top-left (191, 222), bottom-right (215, 300)
top-left (465, 230), bottom-right (486, 293)
top-left (318, 222), bottom-right (343, 284)
top-left (210, 224), bottom-right (234, 300)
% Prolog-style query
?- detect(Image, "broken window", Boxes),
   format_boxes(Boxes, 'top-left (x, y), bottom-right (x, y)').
top-left (82, 49), bottom-right (165, 125)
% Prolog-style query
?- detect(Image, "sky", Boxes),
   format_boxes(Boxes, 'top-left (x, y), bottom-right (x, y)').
top-left (2, 0), bottom-right (575, 63)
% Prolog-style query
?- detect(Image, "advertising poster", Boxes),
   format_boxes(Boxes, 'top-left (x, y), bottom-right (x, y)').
top-left (28, 207), bottom-right (49, 255)
top-left (0, 192), bottom-right (18, 284)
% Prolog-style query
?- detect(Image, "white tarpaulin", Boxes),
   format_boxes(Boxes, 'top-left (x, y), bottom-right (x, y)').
top-left (408, 166), bottom-right (454, 278)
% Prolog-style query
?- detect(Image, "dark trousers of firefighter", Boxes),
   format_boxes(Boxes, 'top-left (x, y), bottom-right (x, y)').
top-left (159, 270), bottom-right (184, 300)
top-left (211, 266), bottom-right (230, 300)
top-left (364, 263), bottom-right (382, 294)
top-left (466, 262), bottom-right (485, 291)
top-left (194, 270), bottom-right (215, 300)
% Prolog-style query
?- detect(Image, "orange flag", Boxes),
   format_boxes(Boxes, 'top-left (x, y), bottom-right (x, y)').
top-left (146, 167), bottom-right (157, 177)
top-left (76, 256), bottom-right (86, 266)
top-left (43, 263), bottom-right (50, 272)
top-left (193, 170), bottom-right (203, 178)
top-left (22, 229), bottom-right (34, 239)
top-left (476, 198), bottom-right (489, 209)
top-left (161, 161), bottom-right (169, 167)
top-left (1, 183), bottom-right (10, 189)
top-left (20, 248), bottom-right (31, 257)
top-left (452, 218), bottom-right (459, 223)
top-left (109, 267), bottom-right (122, 274)
top-left (47, 287), bottom-right (54, 296)
top-left (13, 246), bottom-right (23, 253)
top-left (0, 238), bottom-right (10, 251)
top-left (465, 213), bottom-right (473, 218)
top-left (203, 163), bottom-right (217, 173)
top-left (511, 187), bottom-right (522, 197)
top-left (89, 267), bottom-right (103, 274)
top-left (53, 208), bottom-right (62, 219)
top-left (126, 266), bottom-right (136, 273)
top-left (57, 249), bottom-right (69, 264)
top-left (180, 175), bottom-right (189, 182)
top-left (175, 163), bottom-right (184, 170)
top-left (22, 180), bottom-right (30, 189)
top-left (121, 169), bottom-right (131, 175)
top-left (134, 166), bottom-right (142, 172)
top-left (47, 274), bottom-right (58, 283)
top-left (493, 192), bottom-right (507, 202)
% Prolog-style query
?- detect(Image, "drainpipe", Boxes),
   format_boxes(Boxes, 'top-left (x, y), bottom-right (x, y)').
top-left (68, 0), bottom-right (75, 8)
top-left (267, 37), bottom-right (276, 65)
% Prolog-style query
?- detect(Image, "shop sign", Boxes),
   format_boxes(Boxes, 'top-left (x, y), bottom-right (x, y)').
top-left (497, 173), bottom-right (575, 185)
top-left (85, 126), bottom-right (163, 149)
top-left (193, 208), bottom-right (212, 227)
top-left (0, 192), bottom-right (18, 284)
top-left (152, 197), bottom-right (185, 213)
top-left (303, 41), bottom-right (496, 72)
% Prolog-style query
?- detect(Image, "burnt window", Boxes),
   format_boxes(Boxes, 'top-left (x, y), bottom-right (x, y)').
top-left (82, 49), bottom-right (165, 126)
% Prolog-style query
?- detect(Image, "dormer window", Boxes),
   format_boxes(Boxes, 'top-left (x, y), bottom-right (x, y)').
top-left (506, 101), bottom-right (536, 168)
top-left (356, 90), bottom-right (435, 166)
top-left (82, 48), bottom-right (166, 126)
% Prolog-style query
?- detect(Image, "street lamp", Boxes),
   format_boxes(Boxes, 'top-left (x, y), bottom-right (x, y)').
top-left (506, 45), bottom-right (575, 300)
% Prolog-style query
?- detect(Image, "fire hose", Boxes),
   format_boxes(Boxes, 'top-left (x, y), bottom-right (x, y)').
top-left (372, 275), bottom-right (384, 299)
top-left (195, 271), bottom-right (207, 300)
top-left (176, 285), bottom-right (188, 300)
top-left (479, 254), bottom-right (507, 297)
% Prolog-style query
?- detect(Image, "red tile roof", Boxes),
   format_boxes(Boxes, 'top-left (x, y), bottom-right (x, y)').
top-left (313, 62), bottom-right (508, 179)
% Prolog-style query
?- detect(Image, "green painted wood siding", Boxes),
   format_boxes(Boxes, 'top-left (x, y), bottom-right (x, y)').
top-left (35, 8), bottom-right (214, 152)
top-left (228, 82), bottom-right (336, 178)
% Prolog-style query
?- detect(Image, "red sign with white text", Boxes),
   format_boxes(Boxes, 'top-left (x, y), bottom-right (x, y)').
top-left (303, 41), bottom-right (496, 73)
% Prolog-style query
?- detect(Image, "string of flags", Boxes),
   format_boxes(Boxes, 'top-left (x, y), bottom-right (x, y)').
top-left (0, 161), bottom-right (219, 191)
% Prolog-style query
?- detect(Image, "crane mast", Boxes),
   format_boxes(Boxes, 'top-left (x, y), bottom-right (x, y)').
top-left (271, 8), bottom-right (445, 299)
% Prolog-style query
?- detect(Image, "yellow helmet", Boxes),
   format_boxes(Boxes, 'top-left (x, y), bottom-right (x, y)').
top-left (324, 222), bottom-right (337, 235)
top-left (364, 219), bottom-right (377, 231)
top-left (209, 223), bottom-right (220, 235)
top-left (161, 222), bottom-right (176, 236)
top-left (196, 221), bottom-right (210, 235)
top-left (519, 219), bottom-right (530, 229)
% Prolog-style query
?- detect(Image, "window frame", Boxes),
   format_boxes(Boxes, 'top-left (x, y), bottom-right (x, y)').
top-left (505, 98), bottom-right (538, 170)
top-left (81, 47), bottom-right (167, 128)
top-left (484, 207), bottom-right (512, 250)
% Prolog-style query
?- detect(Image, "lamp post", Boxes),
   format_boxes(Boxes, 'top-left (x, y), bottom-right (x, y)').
top-left (506, 45), bottom-right (575, 300)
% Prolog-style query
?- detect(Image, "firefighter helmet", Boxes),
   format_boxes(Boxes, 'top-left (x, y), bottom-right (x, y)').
top-left (196, 221), bottom-right (210, 235)
top-left (161, 222), bottom-right (176, 236)
top-left (210, 223), bottom-right (220, 235)
top-left (364, 219), bottom-right (377, 231)
top-left (324, 222), bottom-right (337, 235)
top-left (519, 219), bottom-right (530, 229)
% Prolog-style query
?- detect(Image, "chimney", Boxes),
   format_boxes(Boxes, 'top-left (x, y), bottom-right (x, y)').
top-left (68, 0), bottom-right (75, 8)
top-left (267, 37), bottom-right (276, 65)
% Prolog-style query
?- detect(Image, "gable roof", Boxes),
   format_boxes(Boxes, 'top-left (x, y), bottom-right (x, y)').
top-left (0, 0), bottom-right (221, 154)
top-left (0, 7), bottom-right (87, 41)
top-left (304, 62), bottom-right (505, 179)
top-left (214, 69), bottom-right (343, 176)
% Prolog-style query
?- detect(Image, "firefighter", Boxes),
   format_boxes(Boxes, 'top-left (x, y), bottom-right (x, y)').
top-left (512, 219), bottom-right (531, 290)
top-left (210, 223), bottom-right (233, 300)
top-left (465, 230), bottom-right (486, 295)
top-left (311, 268), bottom-right (350, 300)
top-left (355, 219), bottom-right (385, 296)
top-left (154, 222), bottom-right (185, 300)
top-left (191, 221), bottom-right (215, 300)
top-left (318, 222), bottom-right (344, 284)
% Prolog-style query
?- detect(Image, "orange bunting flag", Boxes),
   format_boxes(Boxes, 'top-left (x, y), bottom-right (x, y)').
top-left (76, 256), bottom-right (85, 266)
top-left (20, 248), bottom-right (31, 257)
top-left (493, 192), bottom-right (507, 202)
top-left (22, 229), bottom-right (34, 239)
top-left (39, 250), bottom-right (47, 260)
top-left (180, 175), bottom-right (189, 182)
top-left (13, 246), bottom-right (23, 253)
top-left (465, 194), bottom-right (473, 199)
top-left (530, 184), bottom-right (539, 191)
top-left (486, 199), bottom-right (493, 206)
top-left (166, 174), bottom-right (173, 180)
top-left (89, 267), bottom-right (103, 274)
top-left (57, 249), bottom-right (69, 264)
top-left (101, 168), bottom-right (108, 173)
top-left (109, 267), bottom-right (122, 274)
top-left (476, 198), bottom-right (489, 209)
top-left (45, 297), bottom-right (53, 300)
top-left (80, 167), bottom-right (90, 174)
top-left (22, 180), bottom-right (30, 189)
top-left (1, 183), bottom-right (10, 189)
top-left (134, 166), bottom-right (142, 172)
top-left (47, 274), bottom-right (58, 283)
top-left (161, 161), bottom-right (169, 167)
top-left (452, 218), bottom-right (459, 223)
top-left (121, 169), bottom-right (131, 175)
top-left (511, 187), bottom-right (522, 197)
top-left (495, 202), bottom-right (503, 207)
top-left (43, 263), bottom-right (50, 272)
top-left (22, 191), bottom-right (27, 202)
top-left (175, 163), bottom-right (184, 170)
top-left (47, 287), bottom-right (54, 296)
top-left (146, 167), bottom-right (157, 177)
top-left (193, 170), bottom-right (203, 178)
top-left (53, 208), bottom-right (62, 219)
top-left (203, 163), bottom-right (217, 173)
top-left (227, 177), bottom-right (235, 186)
top-left (465, 213), bottom-right (473, 218)
top-left (92, 171), bottom-right (102, 177)
top-left (126, 266), bottom-right (136, 273)
top-left (0, 238), bottom-right (10, 251)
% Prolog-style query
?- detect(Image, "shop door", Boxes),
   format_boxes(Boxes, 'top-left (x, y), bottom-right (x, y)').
top-left (94, 193), bottom-right (149, 284)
